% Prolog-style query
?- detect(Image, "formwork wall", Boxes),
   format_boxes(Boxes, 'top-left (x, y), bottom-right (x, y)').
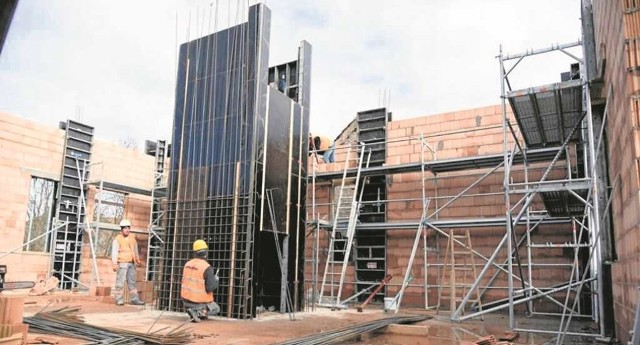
top-left (0, 112), bottom-right (155, 287)
top-left (307, 104), bottom-right (578, 313)
top-left (159, 3), bottom-right (309, 318)
top-left (593, 0), bottom-right (640, 342)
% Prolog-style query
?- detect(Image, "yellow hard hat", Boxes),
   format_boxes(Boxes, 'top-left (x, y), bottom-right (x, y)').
top-left (193, 239), bottom-right (208, 252)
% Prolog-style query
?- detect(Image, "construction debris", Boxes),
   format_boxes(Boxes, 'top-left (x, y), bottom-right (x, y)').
top-left (498, 331), bottom-right (519, 341)
top-left (25, 337), bottom-right (60, 344)
top-left (29, 277), bottom-right (59, 296)
top-left (356, 274), bottom-right (392, 312)
top-left (24, 306), bottom-right (192, 344)
top-left (271, 315), bottom-right (430, 345)
top-left (461, 335), bottom-right (516, 345)
top-left (475, 336), bottom-right (497, 345)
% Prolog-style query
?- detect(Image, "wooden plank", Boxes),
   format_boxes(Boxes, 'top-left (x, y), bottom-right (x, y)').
top-left (12, 324), bottom-right (28, 344)
top-left (0, 323), bottom-right (28, 343)
top-left (0, 325), bottom-right (11, 338)
top-left (386, 324), bottom-right (429, 336)
top-left (0, 333), bottom-right (22, 345)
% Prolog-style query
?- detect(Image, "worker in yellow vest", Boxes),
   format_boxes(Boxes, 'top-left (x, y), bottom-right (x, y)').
top-left (181, 239), bottom-right (220, 322)
top-left (111, 219), bottom-right (145, 306)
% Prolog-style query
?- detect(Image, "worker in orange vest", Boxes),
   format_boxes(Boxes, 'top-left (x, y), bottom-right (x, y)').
top-left (181, 239), bottom-right (220, 322)
top-left (111, 219), bottom-right (145, 306)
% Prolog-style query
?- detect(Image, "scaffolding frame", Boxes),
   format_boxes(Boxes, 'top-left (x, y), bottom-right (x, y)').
top-left (305, 41), bottom-right (610, 340)
top-left (82, 161), bottom-right (160, 289)
top-left (146, 140), bottom-right (168, 286)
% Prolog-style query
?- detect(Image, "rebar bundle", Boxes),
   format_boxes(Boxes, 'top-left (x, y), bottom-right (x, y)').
top-left (24, 306), bottom-right (192, 345)
top-left (271, 315), bottom-right (430, 345)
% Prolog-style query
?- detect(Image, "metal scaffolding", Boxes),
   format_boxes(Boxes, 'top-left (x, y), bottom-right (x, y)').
top-left (305, 40), bottom-right (610, 341)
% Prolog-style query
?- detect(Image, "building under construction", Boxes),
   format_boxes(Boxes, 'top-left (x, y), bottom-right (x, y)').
top-left (0, 1), bottom-right (639, 344)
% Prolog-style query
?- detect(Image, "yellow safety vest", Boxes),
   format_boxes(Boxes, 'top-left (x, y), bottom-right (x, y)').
top-left (181, 258), bottom-right (214, 303)
top-left (115, 234), bottom-right (137, 263)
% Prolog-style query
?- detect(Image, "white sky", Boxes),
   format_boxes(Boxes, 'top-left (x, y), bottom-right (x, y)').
top-left (0, 0), bottom-right (583, 147)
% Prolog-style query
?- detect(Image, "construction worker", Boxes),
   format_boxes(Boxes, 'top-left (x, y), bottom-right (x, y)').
top-left (181, 239), bottom-right (220, 322)
top-left (111, 219), bottom-right (145, 306)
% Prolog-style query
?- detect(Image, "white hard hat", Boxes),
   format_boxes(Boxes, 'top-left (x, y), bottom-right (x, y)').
top-left (119, 219), bottom-right (132, 228)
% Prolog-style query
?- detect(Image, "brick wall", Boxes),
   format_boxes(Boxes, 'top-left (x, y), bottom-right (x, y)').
top-left (306, 105), bottom-right (576, 312)
top-left (0, 112), bottom-right (64, 282)
top-left (0, 112), bottom-right (155, 288)
top-left (593, 1), bottom-right (640, 342)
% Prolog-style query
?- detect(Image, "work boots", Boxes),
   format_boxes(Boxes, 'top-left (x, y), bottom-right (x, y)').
top-left (115, 297), bottom-right (124, 306)
top-left (186, 309), bottom-right (201, 323)
top-left (130, 293), bottom-right (145, 306)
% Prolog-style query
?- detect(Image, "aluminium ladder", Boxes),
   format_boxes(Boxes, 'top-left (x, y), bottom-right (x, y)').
top-left (318, 145), bottom-right (371, 307)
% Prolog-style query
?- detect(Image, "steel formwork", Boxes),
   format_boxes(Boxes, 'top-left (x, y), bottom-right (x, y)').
top-left (157, 3), bottom-right (311, 319)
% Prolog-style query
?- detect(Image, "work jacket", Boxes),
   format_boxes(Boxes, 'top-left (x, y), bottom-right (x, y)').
top-left (181, 258), bottom-right (214, 303)
top-left (114, 234), bottom-right (137, 263)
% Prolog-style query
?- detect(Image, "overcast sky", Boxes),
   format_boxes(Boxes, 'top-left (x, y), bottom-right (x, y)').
top-left (0, 0), bottom-right (583, 147)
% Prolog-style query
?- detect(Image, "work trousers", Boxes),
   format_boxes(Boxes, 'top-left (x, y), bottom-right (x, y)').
top-left (114, 262), bottom-right (137, 299)
top-left (184, 300), bottom-right (221, 316)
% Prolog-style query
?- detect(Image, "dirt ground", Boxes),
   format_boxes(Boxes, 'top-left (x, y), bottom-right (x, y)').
top-left (10, 291), bottom-right (603, 345)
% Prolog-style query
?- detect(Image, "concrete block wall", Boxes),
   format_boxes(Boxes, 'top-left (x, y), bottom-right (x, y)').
top-left (0, 112), bottom-right (156, 288)
top-left (593, 1), bottom-right (640, 341)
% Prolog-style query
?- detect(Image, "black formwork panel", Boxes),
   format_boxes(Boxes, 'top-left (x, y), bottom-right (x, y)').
top-left (254, 88), bottom-right (308, 311)
top-left (159, 4), bottom-right (269, 319)
top-left (53, 120), bottom-right (94, 290)
top-left (357, 108), bottom-right (387, 122)
top-left (159, 3), bottom-right (310, 318)
top-left (355, 108), bottom-right (388, 302)
top-left (359, 176), bottom-right (386, 223)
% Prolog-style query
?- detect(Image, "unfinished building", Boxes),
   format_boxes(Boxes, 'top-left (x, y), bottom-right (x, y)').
top-left (304, 1), bottom-right (640, 343)
top-left (0, 1), bottom-right (639, 344)
top-left (0, 112), bottom-right (157, 293)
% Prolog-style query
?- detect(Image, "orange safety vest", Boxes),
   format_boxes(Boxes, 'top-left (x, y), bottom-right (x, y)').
top-left (181, 258), bottom-right (214, 303)
top-left (115, 234), bottom-right (137, 263)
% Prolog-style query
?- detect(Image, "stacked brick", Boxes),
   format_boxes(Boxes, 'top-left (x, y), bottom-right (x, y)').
top-left (0, 295), bottom-right (28, 344)
top-left (592, 0), bottom-right (640, 341)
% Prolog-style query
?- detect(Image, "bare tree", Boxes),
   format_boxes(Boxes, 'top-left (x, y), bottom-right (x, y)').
top-left (93, 191), bottom-right (126, 257)
top-left (24, 178), bottom-right (55, 252)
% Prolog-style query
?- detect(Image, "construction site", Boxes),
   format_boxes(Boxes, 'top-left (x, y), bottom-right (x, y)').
top-left (0, 0), bottom-right (639, 344)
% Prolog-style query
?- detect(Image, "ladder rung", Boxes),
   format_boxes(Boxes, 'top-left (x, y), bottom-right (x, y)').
top-left (453, 251), bottom-right (472, 255)
top-left (452, 235), bottom-right (467, 239)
